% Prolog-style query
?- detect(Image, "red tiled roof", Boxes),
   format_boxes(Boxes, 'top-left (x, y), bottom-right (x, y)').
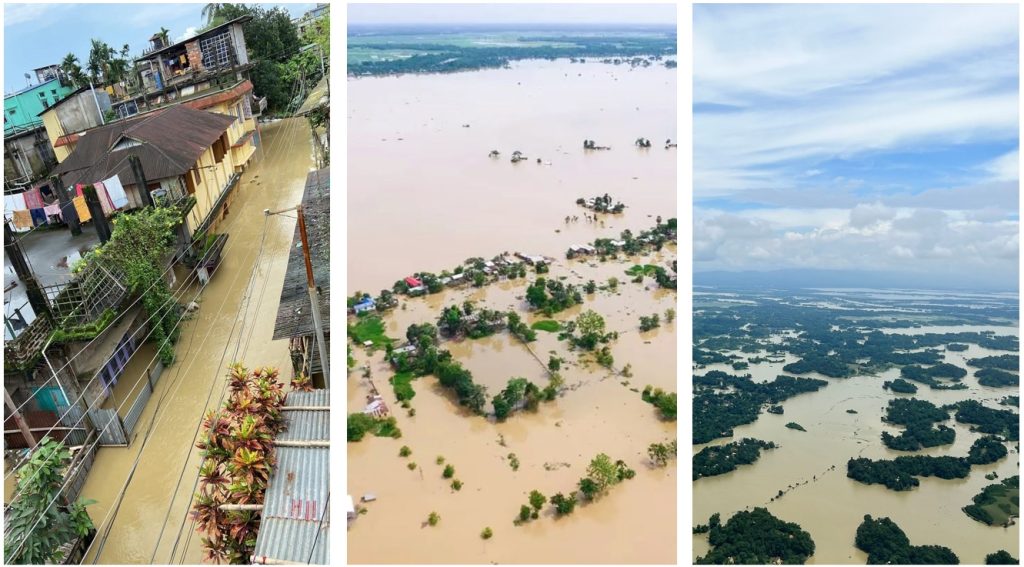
top-left (405, 277), bottom-right (422, 287)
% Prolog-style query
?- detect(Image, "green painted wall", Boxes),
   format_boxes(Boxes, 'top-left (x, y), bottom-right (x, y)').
top-left (4, 78), bottom-right (73, 135)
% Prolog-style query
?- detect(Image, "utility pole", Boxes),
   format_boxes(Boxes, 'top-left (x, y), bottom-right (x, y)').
top-left (5, 386), bottom-right (36, 449)
top-left (128, 154), bottom-right (155, 207)
top-left (82, 185), bottom-right (111, 243)
top-left (89, 78), bottom-right (105, 126)
top-left (296, 205), bottom-right (329, 388)
top-left (51, 173), bottom-right (81, 236)
top-left (4, 220), bottom-right (53, 324)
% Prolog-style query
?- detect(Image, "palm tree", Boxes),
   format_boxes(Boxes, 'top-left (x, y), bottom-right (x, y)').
top-left (87, 38), bottom-right (113, 83)
top-left (158, 27), bottom-right (170, 47)
top-left (60, 53), bottom-right (86, 88)
top-left (202, 3), bottom-right (224, 25)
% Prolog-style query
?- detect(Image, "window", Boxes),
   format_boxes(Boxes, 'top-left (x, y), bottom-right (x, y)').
top-left (50, 90), bottom-right (57, 96)
top-left (41, 100), bottom-right (49, 109)
top-left (38, 92), bottom-right (45, 98)
top-left (194, 168), bottom-right (202, 186)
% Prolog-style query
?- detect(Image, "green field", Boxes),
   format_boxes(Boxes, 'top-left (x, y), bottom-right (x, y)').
top-left (531, 320), bottom-right (561, 333)
top-left (348, 315), bottom-right (393, 347)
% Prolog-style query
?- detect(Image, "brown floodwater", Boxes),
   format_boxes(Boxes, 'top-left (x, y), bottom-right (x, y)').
top-left (347, 59), bottom-right (677, 293)
top-left (347, 59), bottom-right (677, 564)
top-left (692, 330), bottom-right (1020, 564)
top-left (62, 118), bottom-right (315, 564)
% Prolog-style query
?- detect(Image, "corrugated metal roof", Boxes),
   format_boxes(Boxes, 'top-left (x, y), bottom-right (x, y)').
top-left (252, 389), bottom-right (330, 564)
top-left (51, 104), bottom-right (236, 187)
top-left (272, 168), bottom-right (330, 340)
top-left (279, 390), bottom-right (329, 442)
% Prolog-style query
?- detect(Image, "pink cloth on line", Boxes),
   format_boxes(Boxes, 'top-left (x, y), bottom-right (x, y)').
top-left (75, 184), bottom-right (83, 197)
top-left (22, 187), bottom-right (44, 209)
top-left (93, 182), bottom-right (115, 216)
top-left (43, 203), bottom-right (62, 218)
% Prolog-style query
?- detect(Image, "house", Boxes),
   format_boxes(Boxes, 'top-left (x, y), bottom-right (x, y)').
top-left (364, 394), bottom-right (388, 417)
top-left (251, 389), bottom-right (329, 564)
top-left (4, 77), bottom-right (75, 191)
top-left (449, 273), bottom-right (465, 285)
top-left (393, 344), bottom-right (417, 355)
top-left (609, 240), bottom-right (626, 248)
top-left (407, 285), bottom-right (427, 296)
top-left (272, 169), bottom-right (330, 388)
top-left (569, 244), bottom-right (596, 255)
top-left (51, 104), bottom-right (249, 247)
top-left (404, 276), bottom-right (422, 288)
top-left (293, 3), bottom-right (330, 37)
top-left (352, 296), bottom-right (375, 314)
top-left (39, 86), bottom-right (113, 163)
top-left (516, 253), bottom-right (548, 265)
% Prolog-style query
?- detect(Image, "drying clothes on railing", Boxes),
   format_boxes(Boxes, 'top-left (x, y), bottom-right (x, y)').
top-left (4, 192), bottom-right (27, 213)
top-left (103, 175), bottom-right (129, 209)
top-left (29, 208), bottom-right (47, 227)
top-left (11, 209), bottom-right (32, 229)
top-left (72, 195), bottom-right (92, 222)
top-left (94, 181), bottom-right (116, 215)
top-left (22, 187), bottom-right (44, 209)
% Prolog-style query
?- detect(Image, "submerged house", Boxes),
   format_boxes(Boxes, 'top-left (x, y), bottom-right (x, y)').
top-left (273, 168), bottom-right (330, 388)
top-left (352, 295), bottom-right (375, 314)
top-left (51, 104), bottom-right (245, 254)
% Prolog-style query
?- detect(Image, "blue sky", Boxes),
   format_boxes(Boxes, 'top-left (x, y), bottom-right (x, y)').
top-left (694, 4), bottom-right (1019, 288)
top-left (3, 3), bottom-right (315, 91)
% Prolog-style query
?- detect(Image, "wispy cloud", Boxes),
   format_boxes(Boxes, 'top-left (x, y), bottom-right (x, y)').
top-left (694, 4), bottom-right (1019, 286)
top-left (4, 3), bottom-right (59, 28)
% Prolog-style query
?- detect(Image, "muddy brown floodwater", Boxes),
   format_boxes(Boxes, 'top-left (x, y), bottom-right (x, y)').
top-left (693, 323), bottom-right (1020, 564)
top-left (67, 118), bottom-right (314, 564)
top-left (348, 59), bottom-right (677, 564)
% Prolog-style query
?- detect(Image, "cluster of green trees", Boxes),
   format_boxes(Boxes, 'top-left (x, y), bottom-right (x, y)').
top-left (565, 310), bottom-right (616, 350)
top-left (963, 475), bottom-right (1019, 526)
top-left (900, 363), bottom-right (968, 389)
top-left (880, 398), bottom-right (955, 451)
top-left (505, 311), bottom-right (537, 343)
top-left (847, 455), bottom-right (970, 490)
top-left (785, 422), bottom-right (806, 432)
top-left (967, 435), bottom-right (1008, 465)
top-left (492, 377), bottom-right (555, 420)
top-left (639, 313), bottom-right (661, 332)
top-left (437, 302), bottom-right (506, 339)
top-left (975, 368), bottom-right (1018, 387)
top-left (526, 278), bottom-right (583, 315)
top-left (648, 440), bottom-right (678, 467)
top-left (576, 194), bottom-right (626, 214)
top-left (348, 33), bottom-right (676, 76)
top-left (695, 508), bottom-right (816, 564)
top-left (436, 359), bottom-right (488, 414)
top-left (953, 400), bottom-right (1019, 441)
top-left (347, 413), bottom-right (401, 442)
top-left (782, 353), bottom-right (853, 378)
top-left (967, 354), bottom-right (1019, 371)
top-left (641, 386), bottom-right (677, 420)
top-left (517, 490), bottom-right (548, 523)
top-left (882, 378), bottom-right (918, 394)
top-left (692, 438), bottom-right (776, 480)
top-left (692, 371), bottom-right (827, 444)
top-left (577, 453), bottom-right (635, 500)
top-left (986, 550), bottom-right (1019, 564)
top-left (855, 515), bottom-right (959, 564)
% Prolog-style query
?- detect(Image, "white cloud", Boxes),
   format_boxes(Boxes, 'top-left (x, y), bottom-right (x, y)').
top-left (176, 26), bottom-right (199, 42)
top-left (979, 149), bottom-right (1019, 182)
top-left (4, 4), bottom-right (57, 27)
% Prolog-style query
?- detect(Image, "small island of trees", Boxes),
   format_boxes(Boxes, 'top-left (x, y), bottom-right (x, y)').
top-left (855, 515), bottom-right (959, 564)
top-left (882, 378), bottom-right (918, 394)
top-left (692, 438), bottom-right (777, 480)
top-left (695, 507), bottom-right (816, 564)
top-left (880, 398), bottom-right (955, 451)
top-left (975, 368), bottom-right (1019, 388)
top-left (963, 475), bottom-right (1019, 527)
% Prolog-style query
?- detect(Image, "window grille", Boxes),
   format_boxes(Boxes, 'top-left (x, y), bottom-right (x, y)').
top-left (200, 31), bottom-right (232, 69)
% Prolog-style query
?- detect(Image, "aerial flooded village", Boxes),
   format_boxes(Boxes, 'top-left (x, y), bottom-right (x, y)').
top-left (347, 3), bottom-right (678, 564)
top-left (3, 3), bottom-right (330, 564)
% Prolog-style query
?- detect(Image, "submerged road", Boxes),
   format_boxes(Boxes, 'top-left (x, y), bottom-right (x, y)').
top-left (75, 118), bottom-right (316, 564)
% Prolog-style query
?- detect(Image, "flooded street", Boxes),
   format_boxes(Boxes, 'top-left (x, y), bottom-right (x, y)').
top-left (693, 326), bottom-right (1020, 564)
top-left (73, 118), bottom-right (315, 564)
top-left (348, 59), bottom-right (677, 564)
top-left (347, 59), bottom-right (677, 293)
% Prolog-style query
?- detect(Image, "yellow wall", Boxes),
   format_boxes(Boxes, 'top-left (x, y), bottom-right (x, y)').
top-left (184, 137), bottom-right (239, 239)
top-left (41, 111), bottom-right (73, 163)
top-left (204, 97), bottom-right (258, 172)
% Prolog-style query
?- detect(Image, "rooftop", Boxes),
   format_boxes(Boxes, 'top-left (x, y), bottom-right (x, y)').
top-left (4, 77), bottom-right (63, 99)
top-left (272, 168), bottom-right (330, 341)
top-left (251, 389), bottom-right (329, 564)
top-left (51, 104), bottom-right (236, 188)
top-left (135, 15), bottom-right (253, 62)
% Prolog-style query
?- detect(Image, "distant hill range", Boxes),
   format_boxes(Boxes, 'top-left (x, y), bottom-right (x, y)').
top-left (693, 269), bottom-right (1018, 293)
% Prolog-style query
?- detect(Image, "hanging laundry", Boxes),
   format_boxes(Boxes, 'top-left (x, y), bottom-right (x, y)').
top-left (72, 195), bottom-right (92, 222)
top-left (104, 175), bottom-right (129, 209)
top-left (75, 183), bottom-right (84, 197)
top-left (22, 187), bottom-right (44, 209)
top-left (12, 209), bottom-right (32, 229)
top-left (43, 202), bottom-right (62, 220)
top-left (4, 192), bottom-right (27, 213)
top-left (29, 208), bottom-right (47, 227)
top-left (92, 181), bottom-right (114, 216)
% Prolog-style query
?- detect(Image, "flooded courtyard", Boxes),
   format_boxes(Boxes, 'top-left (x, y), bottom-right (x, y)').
top-left (348, 58), bottom-right (677, 564)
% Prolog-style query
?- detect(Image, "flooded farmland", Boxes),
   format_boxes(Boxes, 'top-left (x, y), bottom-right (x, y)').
top-left (348, 58), bottom-right (677, 564)
top-left (693, 289), bottom-right (1020, 564)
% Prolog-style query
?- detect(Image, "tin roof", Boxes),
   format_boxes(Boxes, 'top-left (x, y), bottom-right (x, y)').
top-left (252, 389), bottom-right (330, 564)
top-left (272, 168), bottom-right (330, 341)
top-left (51, 104), bottom-right (235, 187)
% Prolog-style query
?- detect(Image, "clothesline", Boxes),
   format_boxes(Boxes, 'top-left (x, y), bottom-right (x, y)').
top-left (4, 174), bottom-right (128, 231)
